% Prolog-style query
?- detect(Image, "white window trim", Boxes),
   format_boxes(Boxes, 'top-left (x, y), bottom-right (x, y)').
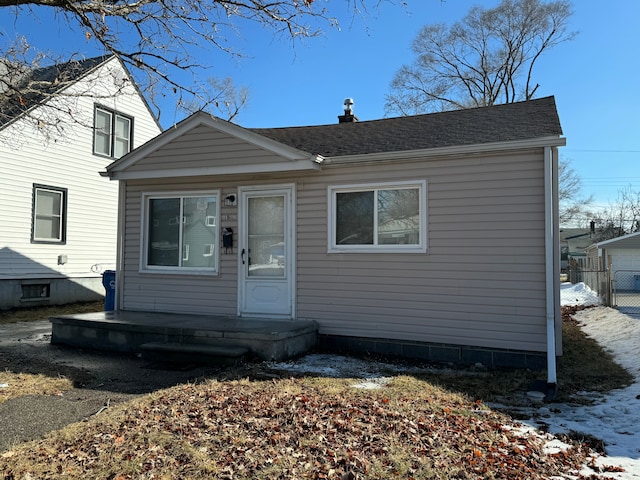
top-left (140, 190), bottom-right (220, 275)
top-left (327, 180), bottom-right (427, 254)
top-left (203, 244), bottom-right (215, 257)
top-left (32, 185), bottom-right (66, 243)
top-left (94, 106), bottom-right (133, 159)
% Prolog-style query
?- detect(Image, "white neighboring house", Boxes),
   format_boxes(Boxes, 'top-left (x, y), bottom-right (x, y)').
top-left (586, 231), bottom-right (640, 291)
top-left (0, 56), bottom-right (162, 309)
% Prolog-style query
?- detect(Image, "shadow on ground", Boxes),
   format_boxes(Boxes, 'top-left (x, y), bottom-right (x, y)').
top-left (0, 322), bottom-right (229, 452)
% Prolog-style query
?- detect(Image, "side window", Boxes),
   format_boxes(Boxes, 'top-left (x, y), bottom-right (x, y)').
top-left (328, 180), bottom-right (427, 253)
top-left (32, 184), bottom-right (67, 244)
top-left (93, 106), bottom-right (133, 159)
top-left (142, 192), bottom-right (220, 273)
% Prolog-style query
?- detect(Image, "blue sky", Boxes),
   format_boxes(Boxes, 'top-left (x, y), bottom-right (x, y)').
top-left (2, 1), bottom-right (639, 209)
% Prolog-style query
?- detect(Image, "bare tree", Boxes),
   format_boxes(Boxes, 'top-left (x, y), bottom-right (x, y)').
top-left (558, 159), bottom-right (593, 226)
top-left (590, 186), bottom-right (640, 241)
top-left (385, 0), bottom-right (576, 115)
top-left (1, 0), bottom-right (381, 135)
top-left (0, 52), bottom-right (138, 146)
top-left (177, 77), bottom-right (250, 122)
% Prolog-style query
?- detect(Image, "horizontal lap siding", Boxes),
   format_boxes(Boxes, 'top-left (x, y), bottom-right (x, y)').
top-left (121, 148), bottom-right (548, 352)
top-left (127, 127), bottom-right (284, 172)
top-left (0, 59), bottom-right (160, 284)
top-left (296, 150), bottom-right (548, 352)
top-left (121, 177), bottom-right (244, 314)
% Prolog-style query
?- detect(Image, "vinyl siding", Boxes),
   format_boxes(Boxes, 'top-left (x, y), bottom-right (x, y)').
top-left (296, 151), bottom-right (547, 352)
top-left (0, 58), bottom-right (161, 294)
top-left (126, 125), bottom-right (286, 172)
top-left (119, 146), bottom-right (549, 353)
top-left (121, 178), bottom-right (242, 315)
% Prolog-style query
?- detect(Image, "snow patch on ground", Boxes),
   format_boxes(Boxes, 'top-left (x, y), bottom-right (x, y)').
top-left (269, 283), bottom-right (640, 478)
top-left (561, 281), bottom-right (601, 306)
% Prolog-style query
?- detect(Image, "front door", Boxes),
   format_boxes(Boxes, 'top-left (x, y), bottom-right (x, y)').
top-left (239, 186), bottom-right (295, 318)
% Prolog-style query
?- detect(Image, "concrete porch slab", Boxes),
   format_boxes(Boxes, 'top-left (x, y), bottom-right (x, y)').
top-left (50, 310), bottom-right (318, 362)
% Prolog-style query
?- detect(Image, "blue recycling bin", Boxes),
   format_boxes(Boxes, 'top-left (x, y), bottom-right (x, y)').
top-left (102, 270), bottom-right (116, 311)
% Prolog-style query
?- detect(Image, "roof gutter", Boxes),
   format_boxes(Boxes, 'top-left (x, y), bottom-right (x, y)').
top-left (101, 154), bottom-right (323, 180)
top-left (323, 136), bottom-right (566, 165)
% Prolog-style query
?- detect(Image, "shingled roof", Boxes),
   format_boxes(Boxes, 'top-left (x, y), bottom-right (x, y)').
top-left (250, 96), bottom-right (562, 157)
top-left (0, 55), bottom-right (112, 129)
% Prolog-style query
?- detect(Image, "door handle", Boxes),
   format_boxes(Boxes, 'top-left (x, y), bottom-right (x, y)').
top-left (241, 248), bottom-right (245, 265)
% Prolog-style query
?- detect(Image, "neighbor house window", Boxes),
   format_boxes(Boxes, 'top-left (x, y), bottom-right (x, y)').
top-left (328, 180), bottom-right (427, 253)
top-left (32, 184), bottom-right (67, 243)
top-left (142, 192), bottom-right (220, 273)
top-left (94, 106), bottom-right (132, 159)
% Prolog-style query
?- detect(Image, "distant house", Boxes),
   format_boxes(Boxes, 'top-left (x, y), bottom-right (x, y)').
top-left (559, 228), bottom-right (592, 272)
top-left (0, 56), bottom-right (161, 309)
top-left (101, 97), bottom-right (565, 382)
top-left (586, 231), bottom-right (640, 291)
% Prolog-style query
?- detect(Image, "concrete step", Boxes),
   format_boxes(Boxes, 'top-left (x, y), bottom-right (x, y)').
top-left (139, 342), bottom-right (249, 366)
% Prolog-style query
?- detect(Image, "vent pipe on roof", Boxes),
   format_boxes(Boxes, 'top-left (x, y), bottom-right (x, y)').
top-left (338, 98), bottom-right (359, 123)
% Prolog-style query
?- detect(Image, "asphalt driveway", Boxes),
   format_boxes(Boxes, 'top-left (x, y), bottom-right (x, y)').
top-left (0, 320), bottom-right (224, 452)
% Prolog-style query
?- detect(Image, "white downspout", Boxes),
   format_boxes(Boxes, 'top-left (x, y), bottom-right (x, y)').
top-left (544, 146), bottom-right (557, 388)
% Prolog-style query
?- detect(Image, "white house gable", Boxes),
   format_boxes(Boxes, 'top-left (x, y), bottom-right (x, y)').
top-left (0, 56), bottom-right (162, 309)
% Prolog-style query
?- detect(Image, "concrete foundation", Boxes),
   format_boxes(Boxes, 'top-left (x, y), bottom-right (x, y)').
top-left (50, 310), bottom-right (318, 362)
top-left (0, 277), bottom-right (104, 310)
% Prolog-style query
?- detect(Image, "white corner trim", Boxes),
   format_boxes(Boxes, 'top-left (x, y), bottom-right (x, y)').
top-left (544, 145), bottom-right (557, 386)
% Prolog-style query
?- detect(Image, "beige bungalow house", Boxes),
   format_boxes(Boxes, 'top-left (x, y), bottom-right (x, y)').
top-left (101, 97), bottom-right (565, 385)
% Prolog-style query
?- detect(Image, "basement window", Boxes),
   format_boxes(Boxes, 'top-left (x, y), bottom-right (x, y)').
top-left (21, 283), bottom-right (50, 301)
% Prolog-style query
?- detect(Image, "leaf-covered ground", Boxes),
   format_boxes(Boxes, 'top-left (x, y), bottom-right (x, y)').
top-left (0, 375), bottom-right (609, 480)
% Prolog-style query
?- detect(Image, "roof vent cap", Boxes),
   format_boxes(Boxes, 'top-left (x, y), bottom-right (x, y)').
top-left (338, 98), bottom-right (358, 123)
top-left (344, 98), bottom-right (354, 114)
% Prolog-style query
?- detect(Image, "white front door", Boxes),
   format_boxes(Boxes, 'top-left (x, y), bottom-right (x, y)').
top-left (238, 185), bottom-right (295, 318)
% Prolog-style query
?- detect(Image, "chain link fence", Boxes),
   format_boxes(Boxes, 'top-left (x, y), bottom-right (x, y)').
top-left (567, 263), bottom-right (640, 315)
top-left (568, 264), bottom-right (611, 306)
top-left (612, 270), bottom-right (640, 316)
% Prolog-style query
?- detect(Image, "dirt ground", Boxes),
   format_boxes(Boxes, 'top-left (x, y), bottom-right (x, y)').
top-left (0, 320), bottom-right (228, 453)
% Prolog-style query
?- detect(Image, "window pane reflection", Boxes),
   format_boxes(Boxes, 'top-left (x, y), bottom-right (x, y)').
top-left (248, 196), bottom-right (285, 277)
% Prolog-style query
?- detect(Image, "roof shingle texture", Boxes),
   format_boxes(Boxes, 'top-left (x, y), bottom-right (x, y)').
top-left (251, 96), bottom-right (562, 157)
top-left (0, 56), bottom-right (110, 128)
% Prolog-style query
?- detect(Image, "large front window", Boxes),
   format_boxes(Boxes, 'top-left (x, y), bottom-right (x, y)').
top-left (329, 181), bottom-right (427, 253)
top-left (143, 193), bottom-right (219, 273)
top-left (94, 106), bottom-right (132, 159)
top-left (32, 184), bottom-right (67, 243)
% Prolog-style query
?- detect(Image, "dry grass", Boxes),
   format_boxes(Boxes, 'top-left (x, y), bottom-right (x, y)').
top-left (0, 373), bottom-right (72, 405)
top-left (0, 304), bottom-right (633, 479)
top-left (557, 307), bottom-right (634, 397)
top-left (0, 302), bottom-right (101, 405)
top-left (0, 377), bottom-right (596, 479)
top-left (0, 301), bottom-right (103, 325)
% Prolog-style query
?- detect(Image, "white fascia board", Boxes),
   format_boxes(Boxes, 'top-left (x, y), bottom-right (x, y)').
top-left (322, 136), bottom-right (567, 165)
top-left (595, 231), bottom-right (640, 248)
top-left (103, 112), bottom-right (319, 178)
top-left (108, 157), bottom-right (321, 180)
